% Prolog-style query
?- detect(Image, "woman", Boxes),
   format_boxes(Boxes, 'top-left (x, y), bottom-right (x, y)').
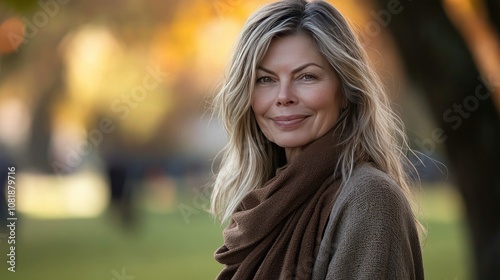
top-left (211, 0), bottom-right (424, 279)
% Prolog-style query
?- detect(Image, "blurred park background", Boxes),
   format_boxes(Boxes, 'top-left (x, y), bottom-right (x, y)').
top-left (0, 0), bottom-right (499, 279)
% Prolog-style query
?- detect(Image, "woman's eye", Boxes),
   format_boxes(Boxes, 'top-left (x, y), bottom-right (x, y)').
top-left (256, 76), bottom-right (274, 84)
top-left (299, 73), bottom-right (317, 81)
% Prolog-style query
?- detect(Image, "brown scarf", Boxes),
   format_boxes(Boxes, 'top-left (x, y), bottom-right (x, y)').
top-left (214, 130), bottom-right (346, 279)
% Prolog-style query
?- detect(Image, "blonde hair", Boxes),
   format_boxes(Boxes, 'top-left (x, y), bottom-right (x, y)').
top-left (211, 0), bottom-right (421, 231)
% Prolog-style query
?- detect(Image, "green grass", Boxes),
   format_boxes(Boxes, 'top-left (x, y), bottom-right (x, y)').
top-left (0, 210), bottom-right (224, 280)
top-left (423, 219), bottom-right (471, 280)
top-left (0, 185), bottom-right (471, 280)
top-left (420, 185), bottom-right (473, 280)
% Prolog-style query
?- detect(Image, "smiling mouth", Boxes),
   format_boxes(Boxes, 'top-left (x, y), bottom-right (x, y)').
top-left (271, 115), bottom-right (309, 128)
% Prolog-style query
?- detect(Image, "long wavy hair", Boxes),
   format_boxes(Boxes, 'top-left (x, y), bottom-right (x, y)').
top-left (211, 0), bottom-right (422, 230)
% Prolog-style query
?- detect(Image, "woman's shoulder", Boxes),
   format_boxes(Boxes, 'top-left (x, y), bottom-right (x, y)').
top-left (336, 162), bottom-right (413, 214)
top-left (314, 166), bottom-right (423, 280)
top-left (348, 162), bottom-right (398, 188)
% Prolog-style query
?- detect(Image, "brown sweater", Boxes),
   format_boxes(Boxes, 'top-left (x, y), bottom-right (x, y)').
top-left (312, 163), bottom-right (424, 279)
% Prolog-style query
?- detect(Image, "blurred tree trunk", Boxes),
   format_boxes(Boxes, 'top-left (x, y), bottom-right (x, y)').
top-left (485, 0), bottom-right (499, 35)
top-left (372, 0), bottom-right (500, 279)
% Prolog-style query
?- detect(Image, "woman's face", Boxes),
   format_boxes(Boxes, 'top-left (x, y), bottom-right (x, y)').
top-left (251, 33), bottom-right (343, 160)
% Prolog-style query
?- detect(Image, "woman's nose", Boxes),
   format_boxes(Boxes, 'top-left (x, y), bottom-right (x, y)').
top-left (276, 82), bottom-right (297, 106)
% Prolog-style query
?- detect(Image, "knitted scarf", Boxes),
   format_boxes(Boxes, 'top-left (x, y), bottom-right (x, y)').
top-left (214, 130), bottom-right (345, 279)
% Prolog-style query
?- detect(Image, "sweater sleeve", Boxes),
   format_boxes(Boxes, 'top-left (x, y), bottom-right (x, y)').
top-left (315, 167), bottom-right (424, 280)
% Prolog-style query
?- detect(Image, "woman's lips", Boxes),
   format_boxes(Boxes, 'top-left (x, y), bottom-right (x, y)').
top-left (271, 115), bottom-right (308, 129)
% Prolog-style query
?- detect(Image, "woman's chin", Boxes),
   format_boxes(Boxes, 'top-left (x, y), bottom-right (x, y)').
top-left (273, 139), bottom-right (309, 150)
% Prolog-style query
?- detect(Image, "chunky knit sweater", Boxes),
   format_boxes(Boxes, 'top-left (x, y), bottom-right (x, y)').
top-left (312, 163), bottom-right (424, 279)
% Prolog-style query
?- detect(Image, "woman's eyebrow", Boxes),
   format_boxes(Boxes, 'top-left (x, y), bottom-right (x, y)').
top-left (257, 62), bottom-right (324, 75)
